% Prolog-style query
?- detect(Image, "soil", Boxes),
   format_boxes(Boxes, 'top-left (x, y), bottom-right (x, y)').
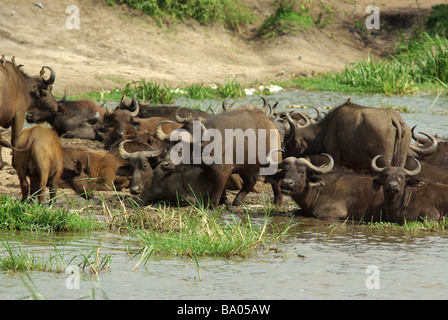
top-left (0, 0), bottom-right (440, 205)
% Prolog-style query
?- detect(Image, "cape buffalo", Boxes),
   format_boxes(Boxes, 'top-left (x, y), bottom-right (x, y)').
top-left (26, 92), bottom-right (106, 136)
top-left (61, 145), bottom-right (129, 198)
top-left (10, 126), bottom-right (63, 203)
top-left (285, 100), bottom-right (413, 171)
top-left (155, 96), bottom-right (282, 207)
top-left (266, 154), bottom-right (384, 221)
top-left (0, 59), bottom-right (59, 168)
top-left (103, 100), bottom-right (183, 146)
top-left (117, 93), bottom-right (211, 120)
top-left (140, 161), bottom-right (243, 205)
top-left (371, 155), bottom-right (448, 224)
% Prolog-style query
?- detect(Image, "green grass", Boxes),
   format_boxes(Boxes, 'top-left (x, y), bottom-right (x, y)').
top-left (0, 195), bottom-right (104, 232)
top-left (113, 0), bottom-right (256, 29)
top-left (112, 199), bottom-right (296, 259)
top-left (279, 33), bottom-right (448, 95)
top-left (258, 0), bottom-right (314, 39)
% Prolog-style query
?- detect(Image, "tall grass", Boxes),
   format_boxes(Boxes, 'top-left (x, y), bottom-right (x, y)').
top-left (292, 33), bottom-right (448, 95)
top-left (122, 76), bottom-right (247, 103)
top-left (0, 195), bottom-right (104, 232)
top-left (124, 203), bottom-right (295, 259)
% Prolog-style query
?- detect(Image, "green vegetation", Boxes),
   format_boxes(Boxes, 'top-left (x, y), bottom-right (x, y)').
top-left (258, 0), bottom-right (315, 38)
top-left (0, 195), bottom-right (103, 232)
top-left (111, 0), bottom-right (256, 29)
top-left (129, 204), bottom-right (295, 258)
top-left (282, 4), bottom-right (448, 95)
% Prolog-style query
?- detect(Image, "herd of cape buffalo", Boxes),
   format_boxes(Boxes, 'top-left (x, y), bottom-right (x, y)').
top-left (2, 57), bottom-right (448, 225)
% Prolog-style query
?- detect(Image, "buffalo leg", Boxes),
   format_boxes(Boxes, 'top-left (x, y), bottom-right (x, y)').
top-left (232, 172), bottom-right (257, 206)
top-left (0, 146), bottom-right (4, 169)
top-left (18, 174), bottom-right (29, 202)
top-left (271, 180), bottom-right (283, 206)
top-left (210, 172), bottom-right (231, 207)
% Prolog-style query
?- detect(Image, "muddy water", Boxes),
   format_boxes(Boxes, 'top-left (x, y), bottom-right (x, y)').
top-left (3, 90), bottom-right (448, 300)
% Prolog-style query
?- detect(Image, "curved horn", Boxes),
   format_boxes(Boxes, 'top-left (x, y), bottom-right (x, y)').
top-left (155, 120), bottom-right (177, 141)
top-left (285, 112), bottom-right (310, 129)
top-left (222, 96), bottom-right (232, 112)
top-left (84, 154), bottom-right (91, 175)
top-left (118, 140), bottom-right (133, 160)
top-left (141, 148), bottom-right (164, 159)
top-left (129, 94), bottom-right (140, 117)
top-left (311, 107), bottom-right (322, 122)
top-left (371, 155), bottom-right (385, 173)
top-left (41, 66), bottom-right (56, 86)
top-left (409, 132), bottom-right (438, 157)
top-left (259, 96), bottom-right (269, 114)
top-left (404, 157), bottom-right (421, 177)
top-left (295, 153), bottom-right (334, 174)
top-left (105, 99), bottom-right (114, 115)
top-left (56, 90), bottom-right (67, 103)
top-left (138, 94), bottom-right (152, 107)
top-left (175, 107), bottom-right (193, 123)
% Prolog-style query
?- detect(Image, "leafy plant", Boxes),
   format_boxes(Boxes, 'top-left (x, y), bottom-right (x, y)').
top-left (258, 0), bottom-right (314, 38)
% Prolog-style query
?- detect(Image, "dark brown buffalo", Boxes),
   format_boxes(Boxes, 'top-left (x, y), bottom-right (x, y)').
top-left (285, 100), bottom-right (412, 171)
top-left (156, 96), bottom-right (283, 207)
top-left (61, 145), bottom-right (129, 198)
top-left (117, 93), bottom-right (211, 120)
top-left (371, 155), bottom-right (448, 224)
top-left (266, 154), bottom-right (384, 221)
top-left (0, 59), bottom-right (58, 168)
top-left (26, 93), bottom-right (106, 136)
top-left (103, 101), bottom-right (183, 146)
top-left (140, 161), bottom-right (243, 205)
top-left (9, 126), bottom-right (63, 202)
top-left (115, 140), bottom-right (165, 195)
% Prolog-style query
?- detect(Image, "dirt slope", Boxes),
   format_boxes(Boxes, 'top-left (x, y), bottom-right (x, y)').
top-left (0, 0), bottom-right (439, 96)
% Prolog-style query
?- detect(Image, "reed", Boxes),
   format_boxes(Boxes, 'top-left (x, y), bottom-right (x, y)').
top-left (128, 201), bottom-right (295, 259)
top-left (0, 195), bottom-right (104, 232)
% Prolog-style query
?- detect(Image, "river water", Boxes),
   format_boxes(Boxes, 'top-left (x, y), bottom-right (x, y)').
top-left (2, 90), bottom-right (448, 300)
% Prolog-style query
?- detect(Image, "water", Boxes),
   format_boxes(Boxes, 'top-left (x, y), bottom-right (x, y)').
top-left (3, 90), bottom-right (448, 300)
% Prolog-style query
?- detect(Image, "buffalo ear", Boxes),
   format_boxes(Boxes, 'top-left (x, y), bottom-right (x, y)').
top-left (116, 166), bottom-right (132, 177)
top-left (307, 176), bottom-right (326, 187)
top-left (131, 121), bottom-right (141, 130)
top-left (72, 158), bottom-right (83, 175)
top-left (372, 178), bottom-right (382, 191)
top-left (406, 178), bottom-right (425, 188)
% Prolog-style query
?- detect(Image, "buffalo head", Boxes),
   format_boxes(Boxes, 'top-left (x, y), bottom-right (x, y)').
top-left (371, 155), bottom-right (423, 202)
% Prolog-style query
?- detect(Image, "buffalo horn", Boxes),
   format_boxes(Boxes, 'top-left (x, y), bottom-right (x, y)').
top-left (56, 90), bottom-right (67, 103)
top-left (175, 107), bottom-right (193, 123)
top-left (84, 154), bottom-right (91, 175)
top-left (404, 157), bottom-right (422, 176)
top-left (285, 111), bottom-right (310, 129)
top-left (260, 96), bottom-right (269, 114)
top-left (118, 140), bottom-right (133, 160)
top-left (222, 96), bottom-right (232, 112)
top-left (105, 99), bottom-right (114, 115)
top-left (311, 107), bottom-right (322, 122)
top-left (295, 153), bottom-right (334, 174)
top-left (129, 94), bottom-right (140, 117)
top-left (41, 66), bottom-right (56, 86)
top-left (371, 155), bottom-right (385, 173)
top-left (155, 120), bottom-right (176, 141)
top-left (409, 127), bottom-right (438, 156)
